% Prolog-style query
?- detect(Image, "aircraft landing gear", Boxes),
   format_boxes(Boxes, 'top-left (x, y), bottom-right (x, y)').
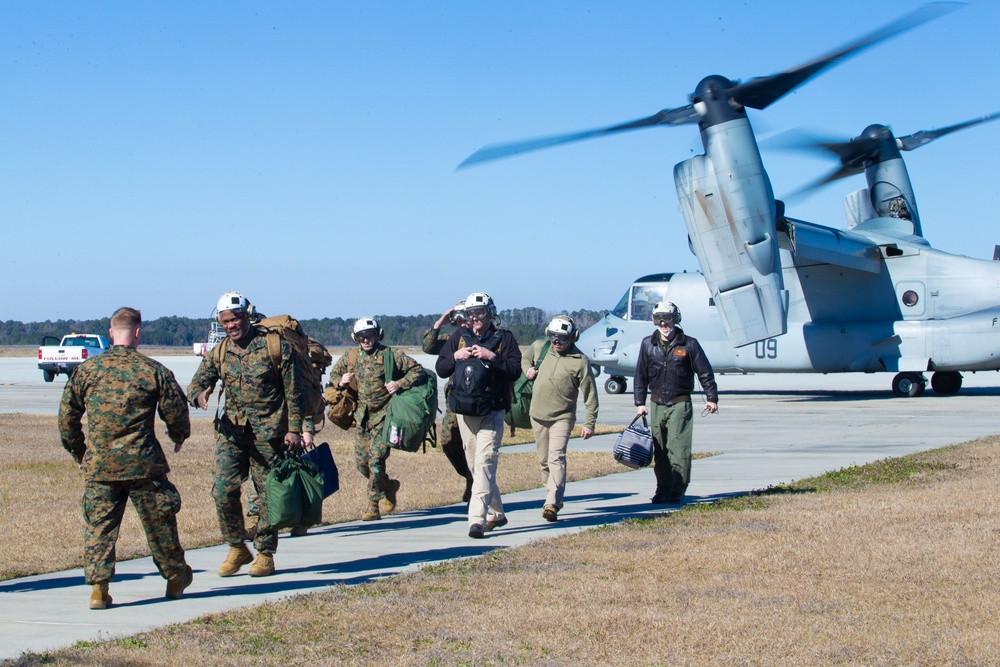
top-left (891, 372), bottom-right (926, 397)
top-left (930, 371), bottom-right (962, 395)
top-left (605, 376), bottom-right (627, 395)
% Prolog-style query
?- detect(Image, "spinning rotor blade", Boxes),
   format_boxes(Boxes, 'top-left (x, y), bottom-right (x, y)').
top-left (458, 3), bottom-right (961, 170)
top-left (897, 111), bottom-right (1000, 150)
top-left (786, 165), bottom-right (863, 200)
top-left (731, 2), bottom-right (961, 110)
top-left (781, 109), bottom-right (1000, 196)
top-left (457, 106), bottom-right (699, 169)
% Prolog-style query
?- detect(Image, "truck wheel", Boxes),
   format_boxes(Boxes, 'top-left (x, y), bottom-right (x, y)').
top-left (43, 370), bottom-right (55, 383)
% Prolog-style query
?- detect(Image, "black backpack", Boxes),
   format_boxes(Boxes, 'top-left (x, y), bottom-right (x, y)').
top-left (447, 330), bottom-right (503, 416)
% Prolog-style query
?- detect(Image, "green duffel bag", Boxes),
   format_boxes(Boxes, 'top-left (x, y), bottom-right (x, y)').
top-left (505, 340), bottom-right (550, 431)
top-left (266, 455), bottom-right (324, 530)
top-left (382, 348), bottom-right (439, 453)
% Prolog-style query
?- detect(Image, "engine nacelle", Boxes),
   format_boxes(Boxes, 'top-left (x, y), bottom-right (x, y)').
top-left (674, 117), bottom-right (787, 347)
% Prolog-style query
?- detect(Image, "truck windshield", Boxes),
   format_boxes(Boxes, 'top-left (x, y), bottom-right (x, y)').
top-left (63, 338), bottom-right (99, 348)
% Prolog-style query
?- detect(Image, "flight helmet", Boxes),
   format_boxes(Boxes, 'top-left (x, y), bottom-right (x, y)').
top-left (216, 291), bottom-right (250, 317)
top-left (351, 317), bottom-right (383, 343)
top-left (651, 301), bottom-right (681, 325)
top-left (546, 315), bottom-right (579, 342)
top-left (464, 292), bottom-right (496, 321)
top-left (450, 300), bottom-right (469, 325)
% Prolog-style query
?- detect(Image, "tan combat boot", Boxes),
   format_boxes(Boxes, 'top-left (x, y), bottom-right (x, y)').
top-left (89, 582), bottom-right (112, 610)
top-left (165, 565), bottom-right (194, 600)
top-left (382, 479), bottom-right (401, 513)
top-left (248, 553), bottom-right (275, 577)
top-left (361, 501), bottom-right (381, 521)
top-left (218, 543), bottom-right (253, 577)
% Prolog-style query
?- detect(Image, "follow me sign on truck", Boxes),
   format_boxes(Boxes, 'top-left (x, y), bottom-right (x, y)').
top-left (37, 334), bottom-right (110, 382)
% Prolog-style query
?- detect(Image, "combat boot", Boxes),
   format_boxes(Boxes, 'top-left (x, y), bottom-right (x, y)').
top-left (248, 553), bottom-right (275, 577)
top-left (89, 582), bottom-right (112, 610)
top-left (218, 543), bottom-right (253, 577)
top-left (165, 565), bottom-right (194, 600)
top-left (382, 479), bottom-right (401, 513)
top-left (361, 501), bottom-right (381, 521)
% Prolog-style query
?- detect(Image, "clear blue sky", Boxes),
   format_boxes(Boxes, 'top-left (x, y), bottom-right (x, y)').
top-left (3, 1), bottom-right (999, 322)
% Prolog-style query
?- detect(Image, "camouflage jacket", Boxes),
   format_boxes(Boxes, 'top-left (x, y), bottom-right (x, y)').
top-left (187, 328), bottom-right (305, 440)
top-left (59, 345), bottom-right (191, 481)
top-left (421, 327), bottom-right (454, 355)
top-left (329, 344), bottom-right (423, 427)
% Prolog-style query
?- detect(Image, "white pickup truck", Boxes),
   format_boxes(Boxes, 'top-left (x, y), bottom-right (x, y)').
top-left (37, 333), bottom-right (111, 382)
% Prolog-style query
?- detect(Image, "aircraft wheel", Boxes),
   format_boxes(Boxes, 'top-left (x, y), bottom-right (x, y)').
top-left (42, 370), bottom-right (54, 383)
top-left (930, 371), bottom-right (962, 395)
top-left (605, 376), bottom-right (627, 395)
top-left (892, 372), bottom-right (926, 398)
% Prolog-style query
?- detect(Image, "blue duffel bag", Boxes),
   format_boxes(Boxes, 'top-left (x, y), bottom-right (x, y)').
top-left (613, 415), bottom-right (654, 469)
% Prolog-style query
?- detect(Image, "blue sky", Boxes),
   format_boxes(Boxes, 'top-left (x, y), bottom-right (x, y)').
top-left (3, 1), bottom-right (999, 322)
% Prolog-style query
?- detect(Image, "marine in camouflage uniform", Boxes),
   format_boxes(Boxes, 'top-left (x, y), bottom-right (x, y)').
top-left (58, 307), bottom-right (192, 608)
top-left (331, 318), bottom-right (423, 519)
top-left (187, 298), bottom-right (306, 575)
top-left (422, 320), bottom-right (474, 503)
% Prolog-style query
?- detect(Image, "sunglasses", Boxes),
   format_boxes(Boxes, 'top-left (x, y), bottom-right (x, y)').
top-left (547, 334), bottom-right (571, 345)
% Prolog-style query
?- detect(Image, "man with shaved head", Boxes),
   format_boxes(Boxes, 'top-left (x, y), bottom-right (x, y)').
top-left (59, 307), bottom-right (193, 609)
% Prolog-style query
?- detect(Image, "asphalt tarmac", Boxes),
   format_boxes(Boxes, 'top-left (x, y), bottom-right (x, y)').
top-left (2, 354), bottom-right (999, 660)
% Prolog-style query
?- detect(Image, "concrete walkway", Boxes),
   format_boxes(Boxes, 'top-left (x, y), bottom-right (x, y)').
top-left (3, 372), bottom-right (1000, 661)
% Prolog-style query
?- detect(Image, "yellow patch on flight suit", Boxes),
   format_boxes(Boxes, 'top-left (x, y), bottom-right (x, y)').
top-left (672, 348), bottom-right (687, 357)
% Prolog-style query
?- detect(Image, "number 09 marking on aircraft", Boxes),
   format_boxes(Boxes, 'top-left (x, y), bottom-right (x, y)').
top-left (755, 339), bottom-right (778, 360)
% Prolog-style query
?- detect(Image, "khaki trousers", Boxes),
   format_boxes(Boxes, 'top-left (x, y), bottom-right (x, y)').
top-left (458, 410), bottom-right (506, 527)
top-left (530, 416), bottom-right (576, 508)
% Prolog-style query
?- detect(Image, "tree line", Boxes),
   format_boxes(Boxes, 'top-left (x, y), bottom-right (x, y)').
top-left (0, 308), bottom-right (608, 347)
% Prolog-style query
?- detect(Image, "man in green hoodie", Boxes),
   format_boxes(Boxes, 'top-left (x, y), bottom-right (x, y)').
top-left (522, 315), bottom-right (599, 522)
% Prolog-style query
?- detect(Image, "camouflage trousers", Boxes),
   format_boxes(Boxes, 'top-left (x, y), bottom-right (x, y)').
top-left (355, 411), bottom-right (391, 504)
top-left (213, 429), bottom-right (285, 554)
top-left (82, 476), bottom-right (186, 584)
top-left (440, 408), bottom-right (472, 482)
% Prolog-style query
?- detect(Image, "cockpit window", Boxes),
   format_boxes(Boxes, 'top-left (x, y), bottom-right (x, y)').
top-left (611, 289), bottom-right (629, 319)
top-left (630, 284), bottom-right (670, 321)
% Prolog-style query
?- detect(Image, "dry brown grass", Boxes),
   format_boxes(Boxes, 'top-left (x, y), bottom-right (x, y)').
top-left (0, 414), bottom-right (623, 580)
top-left (10, 436), bottom-right (999, 667)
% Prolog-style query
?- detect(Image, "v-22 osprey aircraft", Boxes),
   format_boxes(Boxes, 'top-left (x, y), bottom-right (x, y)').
top-left (460, 3), bottom-right (1000, 398)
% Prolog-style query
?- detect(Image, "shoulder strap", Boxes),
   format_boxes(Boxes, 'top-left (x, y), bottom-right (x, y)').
top-left (349, 348), bottom-right (359, 371)
top-left (212, 336), bottom-right (227, 369)
top-left (535, 340), bottom-right (551, 369)
top-left (264, 330), bottom-right (282, 377)
top-left (383, 346), bottom-right (395, 383)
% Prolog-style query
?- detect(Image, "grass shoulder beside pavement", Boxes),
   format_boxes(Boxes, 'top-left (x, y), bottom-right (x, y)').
top-left (6, 427), bottom-right (999, 666)
top-left (0, 415), bottom-right (624, 580)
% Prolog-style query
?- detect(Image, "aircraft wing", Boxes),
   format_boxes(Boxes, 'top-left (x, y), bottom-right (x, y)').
top-left (778, 216), bottom-right (883, 273)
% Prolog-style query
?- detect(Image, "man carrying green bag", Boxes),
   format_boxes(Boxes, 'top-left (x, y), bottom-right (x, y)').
top-left (383, 348), bottom-right (438, 454)
top-left (266, 455), bottom-right (324, 531)
top-left (522, 316), bottom-right (599, 523)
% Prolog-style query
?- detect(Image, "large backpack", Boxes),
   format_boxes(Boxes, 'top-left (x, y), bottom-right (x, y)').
top-left (214, 314), bottom-right (330, 431)
top-left (447, 330), bottom-right (504, 417)
top-left (324, 349), bottom-right (359, 430)
top-left (505, 339), bottom-right (550, 431)
top-left (382, 348), bottom-right (439, 453)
